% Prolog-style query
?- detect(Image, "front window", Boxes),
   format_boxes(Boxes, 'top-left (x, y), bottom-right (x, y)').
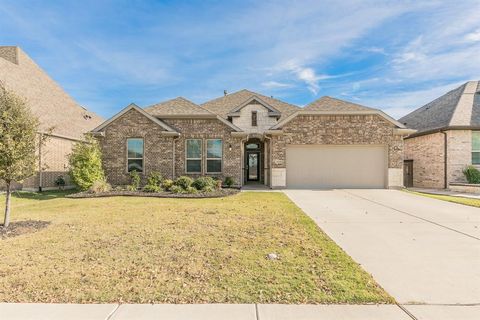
top-left (472, 132), bottom-right (480, 164)
top-left (206, 139), bottom-right (222, 173)
top-left (186, 139), bottom-right (202, 173)
top-left (127, 138), bottom-right (144, 172)
top-left (251, 111), bottom-right (257, 126)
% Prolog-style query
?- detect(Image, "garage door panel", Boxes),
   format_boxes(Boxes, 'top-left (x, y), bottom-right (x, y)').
top-left (286, 145), bottom-right (386, 189)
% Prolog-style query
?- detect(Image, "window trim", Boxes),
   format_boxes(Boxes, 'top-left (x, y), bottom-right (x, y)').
top-left (206, 139), bottom-right (223, 174)
top-left (251, 111), bottom-right (258, 127)
top-left (472, 131), bottom-right (480, 164)
top-left (126, 138), bottom-right (145, 173)
top-left (185, 138), bottom-right (203, 174)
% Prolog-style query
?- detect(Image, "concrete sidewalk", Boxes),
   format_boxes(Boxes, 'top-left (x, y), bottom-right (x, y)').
top-left (1, 303), bottom-right (479, 320)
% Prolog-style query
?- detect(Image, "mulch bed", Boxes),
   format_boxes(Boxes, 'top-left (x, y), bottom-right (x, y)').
top-left (1, 220), bottom-right (51, 239)
top-left (66, 188), bottom-right (240, 199)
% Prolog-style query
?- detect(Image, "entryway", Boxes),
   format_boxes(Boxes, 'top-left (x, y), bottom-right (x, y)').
top-left (244, 138), bottom-right (267, 186)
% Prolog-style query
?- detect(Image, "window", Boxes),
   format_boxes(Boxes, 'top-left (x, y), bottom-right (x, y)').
top-left (472, 132), bottom-right (480, 164)
top-left (206, 139), bottom-right (223, 173)
top-left (246, 143), bottom-right (260, 149)
top-left (186, 139), bottom-right (202, 173)
top-left (127, 138), bottom-right (144, 172)
top-left (251, 111), bottom-right (257, 126)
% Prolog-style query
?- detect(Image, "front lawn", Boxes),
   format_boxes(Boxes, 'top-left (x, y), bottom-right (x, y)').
top-left (0, 191), bottom-right (392, 304)
top-left (406, 190), bottom-right (480, 208)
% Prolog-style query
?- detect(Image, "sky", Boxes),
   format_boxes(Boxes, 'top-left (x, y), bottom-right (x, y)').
top-left (1, 0), bottom-right (479, 119)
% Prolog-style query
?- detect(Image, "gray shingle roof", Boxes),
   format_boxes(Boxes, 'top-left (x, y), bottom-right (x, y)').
top-left (399, 81), bottom-right (480, 132)
top-left (201, 89), bottom-right (299, 120)
top-left (145, 97), bottom-right (213, 116)
top-left (304, 96), bottom-right (376, 112)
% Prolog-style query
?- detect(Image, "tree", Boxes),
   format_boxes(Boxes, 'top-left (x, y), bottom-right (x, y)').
top-left (68, 134), bottom-right (105, 191)
top-left (0, 83), bottom-right (39, 228)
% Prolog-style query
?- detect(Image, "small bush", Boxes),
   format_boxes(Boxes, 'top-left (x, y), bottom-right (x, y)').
top-left (89, 179), bottom-right (112, 194)
top-left (162, 179), bottom-right (174, 191)
top-left (185, 186), bottom-right (198, 194)
top-left (170, 185), bottom-right (184, 194)
top-left (143, 184), bottom-right (162, 193)
top-left (175, 176), bottom-right (193, 190)
top-left (55, 175), bottom-right (66, 188)
top-left (146, 171), bottom-right (162, 186)
top-left (129, 171), bottom-right (141, 191)
top-left (192, 176), bottom-right (216, 191)
top-left (68, 135), bottom-right (105, 191)
top-left (202, 186), bottom-right (215, 193)
top-left (463, 165), bottom-right (480, 184)
top-left (224, 176), bottom-right (235, 187)
top-left (215, 179), bottom-right (222, 190)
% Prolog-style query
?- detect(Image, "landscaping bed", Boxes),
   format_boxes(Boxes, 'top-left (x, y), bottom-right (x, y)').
top-left (66, 188), bottom-right (239, 199)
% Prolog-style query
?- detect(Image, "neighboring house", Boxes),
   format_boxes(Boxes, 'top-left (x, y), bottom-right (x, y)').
top-left (93, 90), bottom-right (413, 189)
top-left (0, 46), bottom-right (103, 190)
top-left (400, 81), bottom-right (480, 189)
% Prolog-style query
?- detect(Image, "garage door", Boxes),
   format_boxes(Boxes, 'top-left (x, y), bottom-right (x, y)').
top-left (286, 145), bottom-right (387, 188)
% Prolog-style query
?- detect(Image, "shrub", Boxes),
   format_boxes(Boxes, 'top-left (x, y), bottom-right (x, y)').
top-left (202, 186), bottom-right (215, 193)
top-left (224, 176), bottom-right (235, 187)
top-left (185, 186), bottom-right (198, 194)
top-left (128, 171), bottom-right (141, 191)
top-left (162, 179), bottom-right (174, 191)
top-left (215, 179), bottom-right (222, 190)
top-left (69, 135), bottom-right (105, 191)
top-left (192, 176), bottom-right (216, 191)
top-left (143, 184), bottom-right (162, 193)
top-left (170, 185), bottom-right (184, 194)
top-left (463, 165), bottom-right (480, 184)
top-left (54, 175), bottom-right (66, 188)
top-left (175, 176), bottom-right (193, 190)
top-left (89, 179), bottom-right (112, 194)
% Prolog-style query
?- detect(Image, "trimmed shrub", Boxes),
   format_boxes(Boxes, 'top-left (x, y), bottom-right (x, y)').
top-left (192, 176), bottom-right (216, 191)
top-left (463, 165), bottom-right (480, 184)
top-left (143, 171), bottom-right (163, 192)
top-left (185, 186), bottom-right (198, 194)
top-left (224, 176), bottom-right (235, 187)
top-left (128, 171), bottom-right (141, 191)
top-left (175, 176), bottom-right (193, 190)
top-left (162, 179), bottom-right (174, 191)
top-left (69, 135), bottom-right (105, 191)
top-left (55, 175), bottom-right (66, 188)
top-left (170, 185), bottom-right (184, 194)
top-left (89, 179), bottom-right (112, 194)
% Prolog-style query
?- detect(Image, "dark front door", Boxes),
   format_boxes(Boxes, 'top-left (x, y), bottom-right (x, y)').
top-left (403, 160), bottom-right (413, 188)
top-left (247, 152), bottom-right (260, 181)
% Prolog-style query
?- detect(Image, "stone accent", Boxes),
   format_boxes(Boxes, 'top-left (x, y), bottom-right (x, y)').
top-left (449, 81), bottom-right (477, 126)
top-left (98, 109), bottom-right (243, 187)
top-left (446, 130), bottom-right (470, 184)
top-left (404, 132), bottom-right (445, 189)
top-left (449, 183), bottom-right (480, 194)
top-left (271, 168), bottom-right (286, 187)
top-left (98, 108), bottom-right (174, 186)
top-left (388, 168), bottom-right (403, 188)
top-left (164, 119), bottom-right (243, 185)
top-left (270, 114), bottom-right (404, 187)
top-left (232, 101), bottom-right (278, 133)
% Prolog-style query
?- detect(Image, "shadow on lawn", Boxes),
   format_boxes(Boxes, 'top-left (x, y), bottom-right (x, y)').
top-left (11, 189), bottom-right (77, 201)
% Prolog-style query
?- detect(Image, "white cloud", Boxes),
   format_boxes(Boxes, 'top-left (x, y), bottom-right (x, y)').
top-left (465, 29), bottom-right (480, 42)
top-left (261, 81), bottom-right (293, 89)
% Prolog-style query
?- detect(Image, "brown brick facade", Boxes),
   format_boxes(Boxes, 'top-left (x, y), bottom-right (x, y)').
top-left (98, 109), bottom-right (243, 186)
top-left (270, 114), bottom-right (404, 169)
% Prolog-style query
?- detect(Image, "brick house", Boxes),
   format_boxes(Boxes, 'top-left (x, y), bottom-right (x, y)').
top-left (0, 46), bottom-right (103, 190)
top-left (400, 81), bottom-right (480, 189)
top-left (93, 90), bottom-right (413, 188)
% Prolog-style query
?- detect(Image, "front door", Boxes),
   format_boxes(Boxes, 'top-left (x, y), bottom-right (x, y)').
top-left (403, 160), bottom-right (413, 188)
top-left (247, 152), bottom-right (260, 181)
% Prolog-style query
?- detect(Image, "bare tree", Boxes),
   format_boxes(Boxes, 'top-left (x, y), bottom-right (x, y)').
top-left (0, 83), bottom-right (39, 228)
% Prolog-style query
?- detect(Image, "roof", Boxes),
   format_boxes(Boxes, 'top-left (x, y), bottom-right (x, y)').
top-left (0, 46), bottom-right (103, 140)
top-left (201, 89), bottom-right (299, 120)
top-left (92, 103), bottom-right (179, 135)
top-left (304, 96), bottom-right (376, 112)
top-left (145, 97), bottom-right (213, 117)
top-left (399, 81), bottom-right (480, 133)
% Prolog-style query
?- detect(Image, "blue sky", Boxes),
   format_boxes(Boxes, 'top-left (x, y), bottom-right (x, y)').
top-left (1, 0), bottom-right (480, 119)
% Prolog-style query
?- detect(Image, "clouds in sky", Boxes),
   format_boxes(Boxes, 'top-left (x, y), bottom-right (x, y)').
top-left (0, 0), bottom-right (479, 119)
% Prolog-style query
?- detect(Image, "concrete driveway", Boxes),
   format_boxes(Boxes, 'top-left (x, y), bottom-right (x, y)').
top-left (283, 189), bottom-right (480, 307)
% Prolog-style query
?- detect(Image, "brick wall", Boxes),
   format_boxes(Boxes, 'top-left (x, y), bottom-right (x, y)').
top-left (404, 133), bottom-right (445, 188)
top-left (447, 130), bottom-right (470, 184)
top-left (271, 114), bottom-right (403, 168)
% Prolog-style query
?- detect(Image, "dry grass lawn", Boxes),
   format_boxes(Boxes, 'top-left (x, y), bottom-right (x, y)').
top-left (0, 191), bottom-right (392, 304)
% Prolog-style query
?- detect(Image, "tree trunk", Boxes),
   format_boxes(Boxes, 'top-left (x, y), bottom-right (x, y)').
top-left (3, 181), bottom-right (11, 228)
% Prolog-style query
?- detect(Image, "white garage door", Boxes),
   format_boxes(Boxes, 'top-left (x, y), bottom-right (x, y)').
top-left (286, 145), bottom-right (387, 189)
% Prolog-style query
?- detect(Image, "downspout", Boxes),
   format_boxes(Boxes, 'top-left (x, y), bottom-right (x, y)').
top-left (38, 132), bottom-right (43, 192)
top-left (441, 131), bottom-right (448, 189)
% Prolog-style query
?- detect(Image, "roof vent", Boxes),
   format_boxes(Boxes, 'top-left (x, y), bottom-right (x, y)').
top-left (224, 90), bottom-right (228, 96)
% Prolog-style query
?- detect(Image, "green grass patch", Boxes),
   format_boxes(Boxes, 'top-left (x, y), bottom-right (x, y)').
top-left (405, 190), bottom-right (480, 208)
top-left (0, 191), bottom-right (392, 304)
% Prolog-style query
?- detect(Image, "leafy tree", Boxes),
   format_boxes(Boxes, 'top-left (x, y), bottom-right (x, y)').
top-left (68, 135), bottom-right (105, 191)
top-left (0, 83), bottom-right (39, 228)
